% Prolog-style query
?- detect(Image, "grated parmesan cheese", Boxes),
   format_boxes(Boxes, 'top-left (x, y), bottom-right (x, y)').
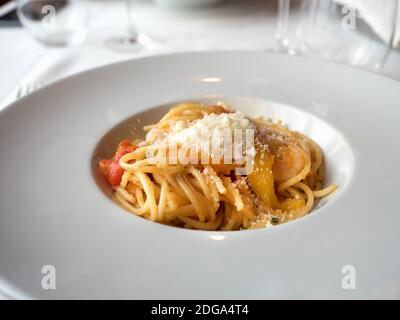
top-left (167, 112), bottom-right (255, 152)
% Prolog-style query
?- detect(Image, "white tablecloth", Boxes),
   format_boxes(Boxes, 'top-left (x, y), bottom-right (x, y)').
top-left (1, 0), bottom-right (400, 299)
top-left (0, 0), bottom-right (280, 108)
top-left (2, 0), bottom-right (400, 107)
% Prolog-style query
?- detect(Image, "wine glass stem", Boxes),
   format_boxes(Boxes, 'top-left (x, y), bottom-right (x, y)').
top-left (126, 0), bottom-right (138, 41)
top-left (276, 0), bottom-right (291, 45)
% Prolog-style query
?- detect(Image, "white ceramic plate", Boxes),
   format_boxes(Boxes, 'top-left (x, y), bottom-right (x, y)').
top-left (1, 51), bottom-right (400, 299)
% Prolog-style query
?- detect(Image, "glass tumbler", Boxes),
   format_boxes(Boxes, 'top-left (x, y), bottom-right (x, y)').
top-left (16, 0), bottom-right (90, 47)
top-left (275, 0), bottom-right (399, 71)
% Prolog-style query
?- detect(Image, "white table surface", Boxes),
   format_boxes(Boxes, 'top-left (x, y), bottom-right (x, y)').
top-left (0, 0), bottom-right (280, 108)
top-left (1, 0), bottom-right (400, 299)
top-left (2, 0), bottom-right (400, 107)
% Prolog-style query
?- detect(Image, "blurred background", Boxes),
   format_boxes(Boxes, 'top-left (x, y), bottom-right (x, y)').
top-left (1, 0), bottom-right (400, 108)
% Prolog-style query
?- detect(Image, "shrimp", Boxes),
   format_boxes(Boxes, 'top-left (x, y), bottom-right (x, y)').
top-left (272, 145), bottom-right (306, 183)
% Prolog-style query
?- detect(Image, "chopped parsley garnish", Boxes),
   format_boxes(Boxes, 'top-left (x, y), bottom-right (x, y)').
top-left (271, 217), bottom-right (280, 225)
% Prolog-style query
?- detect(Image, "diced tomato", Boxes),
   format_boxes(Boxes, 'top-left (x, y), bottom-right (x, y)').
top-left (99, 159), bottom-right (112, 177)
top-left (115, 139), bottom-right (137, 161)
top-left (99, 140), bottom-right (137, 187)
top-left (106, 161), bottom-right (125, 187)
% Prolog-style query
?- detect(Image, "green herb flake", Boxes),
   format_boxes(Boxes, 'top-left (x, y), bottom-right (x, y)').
top-left (271, 217), bottom-right (280, 225)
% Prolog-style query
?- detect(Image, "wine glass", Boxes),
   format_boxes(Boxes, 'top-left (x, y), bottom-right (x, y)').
top-left (106, 0), bottom-right (159, 52)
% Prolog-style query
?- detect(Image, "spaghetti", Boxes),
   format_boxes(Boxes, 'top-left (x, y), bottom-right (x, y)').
top-left (99, 102), bottom-right (336, 230)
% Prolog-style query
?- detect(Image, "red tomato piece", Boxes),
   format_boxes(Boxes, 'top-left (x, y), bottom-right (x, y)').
top-left (107, 161), bottom-right (125, 187)
top-left (98, 140), bottom-right (136, 187)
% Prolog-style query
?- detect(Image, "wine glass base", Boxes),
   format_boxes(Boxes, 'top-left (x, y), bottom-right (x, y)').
top-left (106, 37), bottom-right (142, 52)
top-left (106, 33), bottom-right (161, 52)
